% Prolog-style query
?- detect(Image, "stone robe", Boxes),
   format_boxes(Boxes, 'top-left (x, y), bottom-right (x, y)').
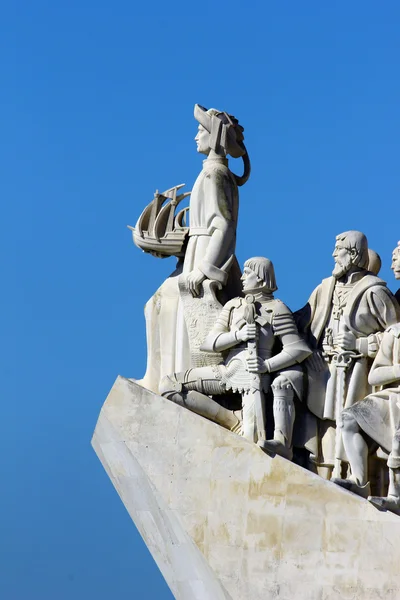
top-left (138, 157), bottom-right (242, 394)
top-left (295, 272), bottom-right (400, 463)
top-left (348, 323), bottom-right (400, 458)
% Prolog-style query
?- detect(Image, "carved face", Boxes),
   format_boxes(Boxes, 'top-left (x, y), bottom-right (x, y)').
top-left (332, 240), bottom-right (354, 279)
top-left (241, 267), bottom-right (263, 292)
top-left (391, 247), bottom-right (400, 280)
top-left (194, 125), bottom-right (210, 155)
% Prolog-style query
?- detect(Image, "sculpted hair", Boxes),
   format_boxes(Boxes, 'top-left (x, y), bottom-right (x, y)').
top-left (244, 257), bottom-right (278, 292)
top-left (336, 231), bottom-right (369, 270)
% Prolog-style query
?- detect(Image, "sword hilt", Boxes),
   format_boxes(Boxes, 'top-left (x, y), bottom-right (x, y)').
top-left (332, 350), bottom-right (362, 368)
top-left (244, 294), bottom-right (257, 325)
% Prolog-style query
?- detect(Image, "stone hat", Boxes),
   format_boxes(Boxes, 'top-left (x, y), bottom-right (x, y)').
top-left (194, 104), bottom-right (245, 159)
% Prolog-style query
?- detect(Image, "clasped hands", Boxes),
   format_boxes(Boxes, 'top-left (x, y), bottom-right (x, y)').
top-left (236, 323), bottom-right (269, 374)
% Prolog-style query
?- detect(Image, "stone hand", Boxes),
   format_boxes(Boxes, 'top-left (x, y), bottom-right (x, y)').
top-left (334, 330), bottom-right (356, 351)
top-left (246, 355), bottom-right (268, 373)
top-left (186, 268), bottom-right (206, 297)
top-left (237, 324), bottom-right (257, 342)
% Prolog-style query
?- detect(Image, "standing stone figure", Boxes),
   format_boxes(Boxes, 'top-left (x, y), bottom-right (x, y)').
top-left (392, 241), bottom-right (400, 303)
top-left (160, 257), bottom-right (311, 460)
top-left (332, 240), bottom-right (400, 512)
top-left (136, 105), bottom-right (250, 394)
top-left (295, 231), bottom-right (400, 477)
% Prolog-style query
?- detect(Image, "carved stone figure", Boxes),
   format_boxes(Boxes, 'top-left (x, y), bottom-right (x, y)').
top-left (333, 323), bottom-right (400, 510)
top-left (392, 241), bottom-right (400, 303)
top-left (331, 241), bottom-right (400, 513)
top-left (134, 105), bottom-right (250, 394)
top-left (295, 231), bottom-right (400, 477)
top-left (160, 257), bottom-right (311, 459)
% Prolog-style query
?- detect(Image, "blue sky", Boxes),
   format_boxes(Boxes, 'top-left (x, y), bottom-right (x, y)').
top-left (2, 2), bottom-right (400, 598)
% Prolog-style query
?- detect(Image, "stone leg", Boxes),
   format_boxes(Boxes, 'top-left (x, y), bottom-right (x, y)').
top-left (368, 429), bottom-right (400, 514)
top-left (159, 370), bottom-right (242, 434)
top-left (331, 409), bottom-right (371, 498)
top-left (258, 376), bottom-right (294, 461)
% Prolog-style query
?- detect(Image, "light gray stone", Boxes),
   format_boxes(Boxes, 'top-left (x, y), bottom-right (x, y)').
top-left (92, 377), bottom-right (400, 600)
top-left (295, 230), bottom-right (400, 478)
top-left (134, 105), bottom-right (251, 396)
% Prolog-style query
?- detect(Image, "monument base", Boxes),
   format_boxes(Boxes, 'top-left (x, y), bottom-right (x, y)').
top-left (92, 376), bottom-right (400, 600)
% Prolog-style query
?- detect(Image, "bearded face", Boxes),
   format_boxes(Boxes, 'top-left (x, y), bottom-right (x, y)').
top-left (332, 242), bottom-right (353, 279)
top-left (391, 247), bottom-right (400, 280)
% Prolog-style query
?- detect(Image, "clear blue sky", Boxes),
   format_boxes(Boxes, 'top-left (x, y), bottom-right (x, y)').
top-left (2, 2), bottom-right (400, 598)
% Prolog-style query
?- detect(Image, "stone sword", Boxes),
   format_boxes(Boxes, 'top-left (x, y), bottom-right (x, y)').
top-left (331, 333), bottom-right (362, 479)
top-left (243, 294), bottom-right (267, 443)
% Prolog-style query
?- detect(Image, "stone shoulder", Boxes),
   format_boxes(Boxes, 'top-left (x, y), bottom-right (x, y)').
top-left (223, 297), bottom-right (243, 311)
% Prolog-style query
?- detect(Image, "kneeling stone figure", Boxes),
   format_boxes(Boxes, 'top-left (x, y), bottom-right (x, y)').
top-left (160, 257), bottom-right (311, 460)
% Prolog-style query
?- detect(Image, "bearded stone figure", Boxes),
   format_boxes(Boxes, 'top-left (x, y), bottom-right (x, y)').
top-left (332, 240), bottom-right (400, 513)
top-left (136, 105), bottom-right (250, 394)
top-left (295, 231), bottom-right (400, 478)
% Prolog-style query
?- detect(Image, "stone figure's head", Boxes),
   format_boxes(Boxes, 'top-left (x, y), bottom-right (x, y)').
top-left (391, 241), bottom-right (400, 280)
top-left (332, 231), bottom-right (369, 279)
top-left (241, 257), bottom-right (277, 294)
top-left (194, 104), bottom-right (250, 186)
top-left (368, 249), bottom-right (381, 276)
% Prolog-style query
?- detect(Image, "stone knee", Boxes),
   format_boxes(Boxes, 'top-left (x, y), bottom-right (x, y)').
top-left (340, 409), bottom-right (360, 434)
top-left (271, 375), bottom-right (294, 396)
top-left (387, 429), bottom-right (400, 470)
top-left (271, 375), bottom-right (295, 411)
top-left (159, 372), bottom-right (187, 403)
top-left (392, 429), bottom-right (400, 457)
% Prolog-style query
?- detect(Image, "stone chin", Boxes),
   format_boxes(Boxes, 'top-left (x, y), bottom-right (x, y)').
top-left (332, 263), bottom-right (348, 279)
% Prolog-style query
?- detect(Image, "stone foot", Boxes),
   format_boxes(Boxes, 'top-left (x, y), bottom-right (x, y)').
top-left (257, 439), bottom-right (293, 461)
top-left (331, 478), bottom-right (371, 499)
top-left (368, 495), bottom-right (400, 515)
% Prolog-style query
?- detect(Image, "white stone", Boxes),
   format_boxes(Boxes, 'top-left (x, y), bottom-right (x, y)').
top-left (92, 376), bottom-right (400, 600)
top-left (135, 105), bottom-right (250, 395)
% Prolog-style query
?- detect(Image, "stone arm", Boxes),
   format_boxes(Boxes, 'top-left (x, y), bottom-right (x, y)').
top-left (293, 285), bottom-right (320, 349)
top-left (197, 172), bottom-right (237, 286)
top-left (201, 301), bottom-right (239, 353)
top-left (265, 310), bottom-right (312, 373)
top-left (354, 287), bottom-right (400, 359)
top-left (368, 329), bottom-right (400, 387)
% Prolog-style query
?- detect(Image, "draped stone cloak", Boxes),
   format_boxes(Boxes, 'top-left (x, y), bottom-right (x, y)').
top-left (295, 273), bottom-right (400, 462)
top-left (348, 323), bottom-right (400, 460)
top-left (138, 157), bottom-right (242, 394)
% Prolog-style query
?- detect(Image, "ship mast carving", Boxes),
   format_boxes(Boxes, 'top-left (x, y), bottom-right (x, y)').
top-left (128, 184), bottom-right (191, 258)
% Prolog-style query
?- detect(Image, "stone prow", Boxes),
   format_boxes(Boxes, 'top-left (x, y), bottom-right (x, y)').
top-left (92, 377), bottom-right (400, 600)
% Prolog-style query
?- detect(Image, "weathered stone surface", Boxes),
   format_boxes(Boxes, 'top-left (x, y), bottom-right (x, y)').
top-left (92, 377), bottom-right (400, 600)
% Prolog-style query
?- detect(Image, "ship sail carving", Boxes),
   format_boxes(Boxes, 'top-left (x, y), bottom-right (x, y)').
top-left (128, 184), bottom-right (191, 258)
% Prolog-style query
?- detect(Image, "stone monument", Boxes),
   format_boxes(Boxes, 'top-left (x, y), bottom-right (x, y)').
top-left (92, 106), bottom-right (400, 599)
